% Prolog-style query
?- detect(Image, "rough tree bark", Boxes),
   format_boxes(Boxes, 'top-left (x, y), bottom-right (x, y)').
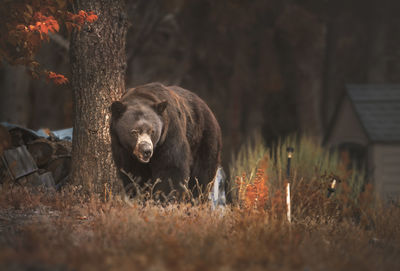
top-left (70, 0), bottom-right (128, 194)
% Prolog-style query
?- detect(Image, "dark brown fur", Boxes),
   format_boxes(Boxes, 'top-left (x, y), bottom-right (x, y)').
top-left (110, 83), bottom-right (222, 197)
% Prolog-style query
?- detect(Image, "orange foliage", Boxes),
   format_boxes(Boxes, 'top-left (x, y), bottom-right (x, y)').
top-left (65, 10), bottom-right (98, 32)
top-left (236, 154), bottom-right (289, 219)
top-left (0, 0), bottom-right (98, 85)
top-left (47, 71), bottom-right (68, 85)
top-left (237, 169), bottom-right (269, 210)
top-left (29, 12), bottom-right (60, 37)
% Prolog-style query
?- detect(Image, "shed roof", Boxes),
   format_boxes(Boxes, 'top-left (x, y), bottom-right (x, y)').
top-left (346, 84), bottom-right (400, 142)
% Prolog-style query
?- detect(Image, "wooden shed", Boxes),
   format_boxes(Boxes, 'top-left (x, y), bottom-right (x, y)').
top-left (324, 85), bottom-right (400, 200)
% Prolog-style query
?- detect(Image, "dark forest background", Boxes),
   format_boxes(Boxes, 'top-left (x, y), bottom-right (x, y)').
top-left (1, 0), bottom-right (400, 166)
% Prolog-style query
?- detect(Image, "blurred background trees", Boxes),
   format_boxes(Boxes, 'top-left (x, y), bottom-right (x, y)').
top-left (1, 0), bottom-right (400, 170)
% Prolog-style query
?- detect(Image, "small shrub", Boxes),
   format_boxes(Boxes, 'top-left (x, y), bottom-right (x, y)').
top-left (230, 133), bottom-right (368, 220)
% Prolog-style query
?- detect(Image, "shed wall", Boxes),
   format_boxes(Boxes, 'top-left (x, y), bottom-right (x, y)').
top-left (370, 144), bottom-right (400, 200)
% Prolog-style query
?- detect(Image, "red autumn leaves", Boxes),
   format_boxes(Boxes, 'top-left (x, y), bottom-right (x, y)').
top-left (65, 10), bottom-right (98, 32)
top-left (237, 169), bottom-right (269, 210)
top-left (2, 1), bottom-right (98, 85)
top-left (47, 71), bottom-right (68, 85)
top-left (27, 12), bottom-right (60, 37)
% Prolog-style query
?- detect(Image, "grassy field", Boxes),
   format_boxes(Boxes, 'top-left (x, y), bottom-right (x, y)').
top-left (0, 136), bottom-right (399, 271)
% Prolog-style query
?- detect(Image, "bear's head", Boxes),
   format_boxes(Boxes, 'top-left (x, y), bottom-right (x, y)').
top-left (111, 100), bottom-right (167, 163)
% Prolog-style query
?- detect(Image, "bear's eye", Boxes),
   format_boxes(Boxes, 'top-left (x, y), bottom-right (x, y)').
top-left (130, 129), bottom-right (139, 136)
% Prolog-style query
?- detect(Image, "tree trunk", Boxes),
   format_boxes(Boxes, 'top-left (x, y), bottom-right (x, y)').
top-left (321, 19), bottom-right (337, 131)
top-left (366, 8), bottom-right (387, 83)
top-left (276, 5), bottom-right (325, 140)
top-left (70, 0), bottom-right (128, 194)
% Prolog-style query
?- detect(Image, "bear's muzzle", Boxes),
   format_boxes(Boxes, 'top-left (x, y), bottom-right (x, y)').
top-left (134, 133), bottom-right (153, 163)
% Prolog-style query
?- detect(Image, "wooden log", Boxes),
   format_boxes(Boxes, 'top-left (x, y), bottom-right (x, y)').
top-left (27, 138), bottom-right (72, 167)
top-left (8, 127), bottom-right (39, 147)
top-left (39, 172), bottom-right (55, 188)
top-left (0, 124), bottom-right (11, 156)
top-left (54, 140), bottom-right (72, 156)
top-left (0, 157), bottom-right (12, 184)
top-left (45, 156), bottom-right (71, 185)
top-left (17, 172), bottom-right (42, 187)
top-left (17, 172), bottom-right (55, 189)
top-left (27, 139), bottom-right (54, 167)
top-left (2, 145), bottom-right (38, 180)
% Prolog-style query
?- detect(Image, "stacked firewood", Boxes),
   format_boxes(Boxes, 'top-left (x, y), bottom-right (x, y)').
top-left (0, 124), bottom-right (71, 189)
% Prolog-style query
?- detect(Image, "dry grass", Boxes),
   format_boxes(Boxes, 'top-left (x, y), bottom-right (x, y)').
top-left (0, 134), bottom-right (399, 270)
top-left (0, 183), bottom-right (399, 271)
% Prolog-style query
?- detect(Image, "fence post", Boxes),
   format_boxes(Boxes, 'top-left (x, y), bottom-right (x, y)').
top-left (286, 182), bottom-right (291, 223)
top-left (286, 147), bottom-right (293, 223)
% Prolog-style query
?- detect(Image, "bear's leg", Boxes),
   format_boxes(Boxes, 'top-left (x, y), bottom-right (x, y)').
top-left (118, 164), bottom-right (152, 198)
top-left (191, 132), bottom-right (220, 197)
top-left (113, 147), bottom-right (151, 197)
top-left (149, 139), bottom-right (192, 200)
top-left (191, 158), bottom-right (218, 197)
top-left (151, 164), bottom-right (190, 200)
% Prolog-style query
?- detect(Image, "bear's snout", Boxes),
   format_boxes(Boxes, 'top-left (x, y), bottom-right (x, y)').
top-left (133, 133), bottom-right (153, 163)
top-left (140, 143), bottom-right (153, 160)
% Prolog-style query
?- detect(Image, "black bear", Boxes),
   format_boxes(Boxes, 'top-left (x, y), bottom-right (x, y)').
top-left (110, 83), bottom-right (222, 198)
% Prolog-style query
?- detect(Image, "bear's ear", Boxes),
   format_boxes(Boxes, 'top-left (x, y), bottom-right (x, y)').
top-left (110, 101), bottom-right (127, 119)
top-left (153, 100), bottom-right (168, 115)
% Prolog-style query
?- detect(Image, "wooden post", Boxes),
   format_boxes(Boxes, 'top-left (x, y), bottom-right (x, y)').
top-left (286, 147), bottom-right (293, 223)
top-left (286, 182), bottom-right (291, 223)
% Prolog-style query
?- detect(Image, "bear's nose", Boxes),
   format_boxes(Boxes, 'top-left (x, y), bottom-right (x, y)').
top-left (143, 149), bottom-right (152, 158)
top-left (139, 143), bottom-right (153, 159)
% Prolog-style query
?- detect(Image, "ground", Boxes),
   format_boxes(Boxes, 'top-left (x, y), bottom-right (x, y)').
top-left (0, 186), bottom-right (399, 271)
